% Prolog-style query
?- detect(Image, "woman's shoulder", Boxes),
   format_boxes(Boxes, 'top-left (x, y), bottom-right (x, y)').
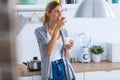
top-left (35, 26), bottom-right (45, 32)
top-left (34, 25), bottom-right (47, 34)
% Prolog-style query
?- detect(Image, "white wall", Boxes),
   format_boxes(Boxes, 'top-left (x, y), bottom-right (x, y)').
top-left (66, 18), bottom-right (120, 43)
top-left (16, 23), bottom-right (42, 63)
top-left (65, 18), bottom-right (120, 60)
top-left (16, 2), bottom-right (120, 63)
top-left (16, 18), bottom-right (120, 63)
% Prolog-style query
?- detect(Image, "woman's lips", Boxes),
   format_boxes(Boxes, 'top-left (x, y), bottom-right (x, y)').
top-left (57, 17), bottom-right (67, 23)
top-left (57, 18), bottom-right (59, 21)
top-left (57, 17), bottom-right (60, 21)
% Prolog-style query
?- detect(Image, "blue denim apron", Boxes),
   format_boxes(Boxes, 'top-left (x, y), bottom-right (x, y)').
top-left (51, 59), bottom-right (67, 80)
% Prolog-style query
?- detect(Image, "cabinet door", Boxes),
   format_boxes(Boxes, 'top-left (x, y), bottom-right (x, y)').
top-left (85, 70), bottom-right (120, 80)
top-left (33, 75), bottom-right (41, 80)
top-left (75, 73), bottom-right (84, 80)
top-left (108, 70), bottom-right (120, 80)
top-left (18, 76), bottom-right (32, 80)
top-left (85, 71), bottom-right (111, 80)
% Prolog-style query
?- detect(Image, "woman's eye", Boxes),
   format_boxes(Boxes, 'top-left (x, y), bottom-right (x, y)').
top-left (54, 10), bottom-right (62, 13)
top-left (55, 10), bottom-right (59, 13)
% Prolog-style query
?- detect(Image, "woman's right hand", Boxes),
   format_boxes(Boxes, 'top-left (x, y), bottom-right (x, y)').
top-left (56, 17), bottom-right (66, 29)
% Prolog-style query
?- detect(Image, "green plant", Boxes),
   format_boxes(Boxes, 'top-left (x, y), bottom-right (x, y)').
top-left (89, 45), bottom-right (104, 55)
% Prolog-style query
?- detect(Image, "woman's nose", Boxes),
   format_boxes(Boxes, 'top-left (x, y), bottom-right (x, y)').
top-left (59, 12), bottom-right (63, 17)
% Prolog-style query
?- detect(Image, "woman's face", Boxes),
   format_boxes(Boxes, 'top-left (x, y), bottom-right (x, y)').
top-left (48, 5), bottom-right (63, 23)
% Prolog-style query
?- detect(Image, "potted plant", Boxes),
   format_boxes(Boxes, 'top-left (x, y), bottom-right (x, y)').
top-left (89, 45), bottom-right (104, 62)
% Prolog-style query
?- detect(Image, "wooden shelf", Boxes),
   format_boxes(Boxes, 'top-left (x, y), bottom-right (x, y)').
top-left (16, 4), bottom-right (78, 12)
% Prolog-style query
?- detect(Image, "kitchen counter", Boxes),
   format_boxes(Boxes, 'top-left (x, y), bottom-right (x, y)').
top-left (17, 60), bottom-right (120, 77)
top-left (72, 60), bottom-right (120, 72)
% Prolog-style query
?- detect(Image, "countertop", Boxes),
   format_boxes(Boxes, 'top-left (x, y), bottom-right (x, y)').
top-left (17, 60), bottom-right (120, 77)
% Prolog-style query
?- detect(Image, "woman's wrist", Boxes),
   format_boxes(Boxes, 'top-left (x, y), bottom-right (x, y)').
top-left (65, 49), bottom-right (70, 58)
top-left (51, 26), bottom-right (60, 41)
top-left (54, 26), bottom-right (60, 34)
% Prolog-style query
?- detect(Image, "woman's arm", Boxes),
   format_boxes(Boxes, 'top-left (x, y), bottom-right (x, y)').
top-left (65, 39), bottom-right (74, 58)
top-left (46, 27), bottom-right (60, 56)
top-left (46, 17), bottom-right (66, 56)
top-left (65, 49), bottom-right (70, 58)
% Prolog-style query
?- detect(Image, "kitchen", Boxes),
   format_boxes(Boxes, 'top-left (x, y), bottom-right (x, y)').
top-left (1, 0), bottom-right (120, 80)
top-left (16, 0), bottom-right (120, 80)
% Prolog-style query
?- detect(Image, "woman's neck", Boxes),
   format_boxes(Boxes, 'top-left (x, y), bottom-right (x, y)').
top-left (48, 21), bottom-right (56, 31)
top-left (48, 21), bottom-right (61, 39)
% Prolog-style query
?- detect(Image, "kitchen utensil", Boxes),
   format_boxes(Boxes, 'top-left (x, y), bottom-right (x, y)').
top-left (78, 33), bottom-right (91, 63)
top-left (23, 57), bottom-right (41, 71)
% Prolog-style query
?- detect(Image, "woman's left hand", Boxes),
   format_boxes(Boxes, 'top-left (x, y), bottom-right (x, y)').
top-left (65, 39), bottom-right (74, 50)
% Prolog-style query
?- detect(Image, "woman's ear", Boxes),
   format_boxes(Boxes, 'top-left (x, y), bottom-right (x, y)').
top-left (46, 11), bottom-right (50, 17)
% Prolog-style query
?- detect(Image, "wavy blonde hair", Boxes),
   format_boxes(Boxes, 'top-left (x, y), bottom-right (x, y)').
top-left (42, 1), bottom-right (62, 25)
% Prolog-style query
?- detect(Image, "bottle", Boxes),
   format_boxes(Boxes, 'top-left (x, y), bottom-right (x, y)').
top-left (60, 0), bottom-right (66, 4)
top-left (66, 0), bottom-right (71, 4)
top-left (32, 57), bottom-right (38, 70)
top-left (112, 0), bottom-right (119, 3)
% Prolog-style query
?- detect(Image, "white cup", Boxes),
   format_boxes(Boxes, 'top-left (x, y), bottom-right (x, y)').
top-left (64, 37), bottom-right (71, 45)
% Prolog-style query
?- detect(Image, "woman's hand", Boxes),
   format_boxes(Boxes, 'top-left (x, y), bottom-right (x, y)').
top-left (56, 17), bottom-right (66, 29)
top-left (65, 39), bottom-right (74, 50)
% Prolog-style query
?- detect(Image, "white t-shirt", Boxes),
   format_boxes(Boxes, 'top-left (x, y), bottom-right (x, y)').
top-left (47, 31), bottom-right (63, 62)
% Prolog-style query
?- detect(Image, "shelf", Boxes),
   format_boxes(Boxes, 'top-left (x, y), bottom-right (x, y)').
top-left (16, 3), bottom-right (120, 11)
top-left (16, 4), bottom-right (45, 12)
top-left (16, 4), bottom-right (79, 12)
top-left (110, 3), bottom-right (120, 8)
top-left (16, 3), bottom-right (120, 17)
top-left (62, 4), bottom-right (79, 9)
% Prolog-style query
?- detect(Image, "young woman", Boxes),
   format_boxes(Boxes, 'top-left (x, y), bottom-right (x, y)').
top-left (35, 1), bottom-right (75, 80)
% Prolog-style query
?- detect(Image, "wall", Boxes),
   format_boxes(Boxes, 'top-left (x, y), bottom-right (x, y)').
top-left (65, 18), bottom-right (120, 60)
top-left (16, 23), bottom-right (41, 63)
top-left (16, 17), bottom-right (120, 63)
top-left (16, 2), bottom-right (120, 63)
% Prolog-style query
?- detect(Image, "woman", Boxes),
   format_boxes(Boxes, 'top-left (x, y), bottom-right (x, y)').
top-left (35, 1), bottom-right (75, 80)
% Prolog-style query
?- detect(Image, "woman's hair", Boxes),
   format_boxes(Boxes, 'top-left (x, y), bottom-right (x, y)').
top-left (42, 1), bottom-right (62, 25)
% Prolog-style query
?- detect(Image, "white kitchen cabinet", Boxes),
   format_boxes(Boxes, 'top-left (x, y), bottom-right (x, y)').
top-left (108, 70), bottom-right (120, 80)
top-left (32, 75), bottom-right (41, 80)
top-left (18, 75), bottom-right (41, 80)
top-left (85, 71), bottom-right (111, 80)
top-left (75, 72), bottom-right (84, 80)
top-left (17, 70), bottom-right (120, 80)
top-left (85, 70), bottom-right (120, 80)
top-left (18, 76), bottom-right (32, 80)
